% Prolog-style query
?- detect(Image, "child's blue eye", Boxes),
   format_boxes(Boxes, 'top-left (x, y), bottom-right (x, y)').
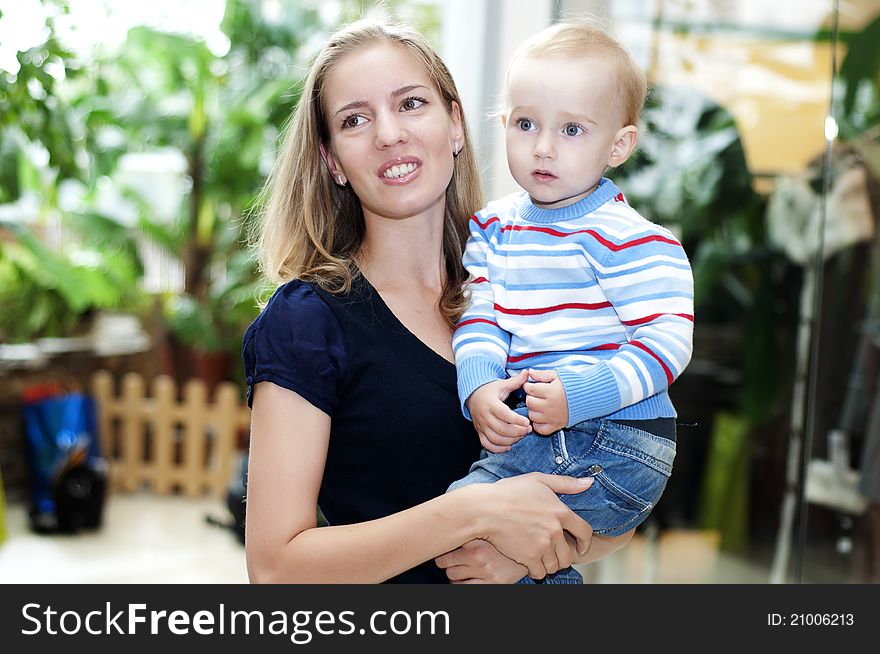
top-left (516, 118), bottom-right (536, 132)
top-left (563, 124), bottom-right (584, 137)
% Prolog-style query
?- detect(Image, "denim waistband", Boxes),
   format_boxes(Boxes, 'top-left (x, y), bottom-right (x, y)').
top-left (505, 389), bottom-right (676, 442)
top-left (609, 418), bottom-right (676, 443)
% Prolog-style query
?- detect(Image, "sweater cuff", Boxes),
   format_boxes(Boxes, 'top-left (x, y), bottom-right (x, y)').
top-left (457, 356), bottom-right (507, 420)
top-left (557, 366), bottom-right (622, 425)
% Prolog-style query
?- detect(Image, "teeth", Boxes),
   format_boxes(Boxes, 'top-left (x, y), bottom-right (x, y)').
top-left (383, 163), bottom-right (417, 179)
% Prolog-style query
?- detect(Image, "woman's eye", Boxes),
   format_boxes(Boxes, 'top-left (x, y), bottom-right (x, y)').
top-left (342, 114), bottom-right (367, 129)
top-left (401, 96), bottom-right (426, 111)
top-left (516, 118), bottom-right (536, 132)
top-left (563, 124), bottom-right (584, 137)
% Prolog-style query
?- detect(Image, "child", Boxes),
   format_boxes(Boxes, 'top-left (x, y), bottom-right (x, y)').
top-left (448, 21), bottom-right (694, 583)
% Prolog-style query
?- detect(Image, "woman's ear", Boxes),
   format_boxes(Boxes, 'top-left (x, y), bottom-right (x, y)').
top-left (450, 100), bottom-right (465, 153)
top-left (608, 125), bottom-right (638, 168)
top-left (319, 142), bottom-right (346, 186)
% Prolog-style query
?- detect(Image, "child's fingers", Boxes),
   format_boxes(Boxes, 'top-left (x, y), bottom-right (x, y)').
top-left (525, 394), bottom-right (543, 410)
top-left (485, 413), bottom-right (530, 438)
top-left (484, 430), bottom-right (523, 447)
top-left (527, 368), bottom-right (558, 383)
top-left (527, 408), bottom-right (545, 422)
top-left (531, 421), bottom-right (558, 435)
top-left (499, 369), bottom-right (530, 393)
top-left (479, 432), bottom-right (513, 453)
top-left (523, 381), bottom-right (551, 398)
top-left (490, 401), bottom-right (531, 428)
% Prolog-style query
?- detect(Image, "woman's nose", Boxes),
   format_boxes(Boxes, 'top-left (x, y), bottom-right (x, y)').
top-left (374, 110), bottom-right (408, 149)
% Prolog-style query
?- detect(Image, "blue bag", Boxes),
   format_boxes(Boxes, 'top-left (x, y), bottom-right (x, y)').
top-left (22, 392), bottom-right (107, 533)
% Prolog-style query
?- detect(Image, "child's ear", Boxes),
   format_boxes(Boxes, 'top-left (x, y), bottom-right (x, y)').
top-left (608, 125), bottom-right (638, 168)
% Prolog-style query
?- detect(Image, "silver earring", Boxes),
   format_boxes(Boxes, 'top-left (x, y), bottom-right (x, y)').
top-left (336, 175), bottom-right (345, 186)
top-left (453, 142), bottom-right (460, 156)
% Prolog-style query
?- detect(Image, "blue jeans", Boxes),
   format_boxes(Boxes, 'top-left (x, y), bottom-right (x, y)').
top-left (448, 415), bottom-right (676, 584)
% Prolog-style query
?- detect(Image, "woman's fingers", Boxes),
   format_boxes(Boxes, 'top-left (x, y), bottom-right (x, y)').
top-left (530, 473), bottom-right (595, 554)
top-left (443, 565), bottom-right (471, 582)
top-left (534, 472), bottom-right (593, 495)
top-left (559, 508), bottom-right (594, 556)
top-left (482, 473), bottom-right (596, 577)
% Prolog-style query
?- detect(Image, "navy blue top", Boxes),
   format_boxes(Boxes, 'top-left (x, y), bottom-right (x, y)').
top-left (242, 276), bottom-right (480, 583)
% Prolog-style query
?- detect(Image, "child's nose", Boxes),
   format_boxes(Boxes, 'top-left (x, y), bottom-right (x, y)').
top-left (533, 133), bottom-right (555, 159)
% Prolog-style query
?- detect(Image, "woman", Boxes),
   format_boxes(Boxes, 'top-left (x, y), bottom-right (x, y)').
top-left (243, 19), bottom-right (633, 584)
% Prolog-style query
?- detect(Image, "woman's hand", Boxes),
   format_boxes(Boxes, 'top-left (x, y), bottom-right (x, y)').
top-left (435, 539), bottom-right (528, 584)
top-left (473, 472), bottom-right (595, 580)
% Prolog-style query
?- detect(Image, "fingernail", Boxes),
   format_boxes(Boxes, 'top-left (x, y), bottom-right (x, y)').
top-left (577, 476), bottom-right (594, 487)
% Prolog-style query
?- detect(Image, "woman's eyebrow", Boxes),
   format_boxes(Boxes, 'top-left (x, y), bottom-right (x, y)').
top-left (334, 99), bottom-right (368, 117)
top-left (333, 84), bottom-right (430, 117)
top-left (391, 84), bottom-right (429, 97)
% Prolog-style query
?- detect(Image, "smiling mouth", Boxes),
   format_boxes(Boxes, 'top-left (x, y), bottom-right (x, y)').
top-left (382, 162), bottom-right (419, 179)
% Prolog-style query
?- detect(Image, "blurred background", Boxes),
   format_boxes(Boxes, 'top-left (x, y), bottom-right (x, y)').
top-left (0, 0), bottom-right (878, 584)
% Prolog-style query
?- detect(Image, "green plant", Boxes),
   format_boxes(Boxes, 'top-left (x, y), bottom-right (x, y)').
top-left (83, 1), bottom-right (322, 375)
top-left (0, 217), bottom-right (147, 343)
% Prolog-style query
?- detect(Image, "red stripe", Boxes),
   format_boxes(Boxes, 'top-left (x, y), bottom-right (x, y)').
top-left (507, 351), bottom-right (549, 363)
top-left (455, 318), bottom-right (498, 331)
top-left (472, 214), bottom-right (679, 252)
top-left (590, 343), bottom-right (621, 351)
top-left (494, 301), bottom-right (612, 316)
top-left (631, 341), bottom-right (673, 385)
top-left (471, 215), bottom-right (500, 229)
top-left (471, 277), bottom-right (489, 284)
top-left (622, 312), bottom-right (695, 326)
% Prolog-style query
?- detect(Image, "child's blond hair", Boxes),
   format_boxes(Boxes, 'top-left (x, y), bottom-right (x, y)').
top-left (508, 21), bottom-right (647, 127)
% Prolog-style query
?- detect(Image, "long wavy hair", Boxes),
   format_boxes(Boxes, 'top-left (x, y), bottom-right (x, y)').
top-left (253, 20), bottom-right (483, 326)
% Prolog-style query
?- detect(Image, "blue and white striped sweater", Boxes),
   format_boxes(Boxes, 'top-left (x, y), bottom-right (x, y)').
top-left (453, 177), bottom-right (694, 425)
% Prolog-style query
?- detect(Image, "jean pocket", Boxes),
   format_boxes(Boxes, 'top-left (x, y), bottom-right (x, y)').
top-left (564, 422), bottom-right (676, 536)
top-left (567, 462), bottom-right (653, 536)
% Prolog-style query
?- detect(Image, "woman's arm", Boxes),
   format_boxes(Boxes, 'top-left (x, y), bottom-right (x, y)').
top-left (246, 382), bottom-right (596, 583)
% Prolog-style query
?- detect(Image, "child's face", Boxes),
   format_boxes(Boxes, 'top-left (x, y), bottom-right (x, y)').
top-left (504, 54), bottom-right (636, 210)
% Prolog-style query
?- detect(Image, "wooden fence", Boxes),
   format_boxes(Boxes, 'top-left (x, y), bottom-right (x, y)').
top-left (91, 371), bottom-right (250, 497)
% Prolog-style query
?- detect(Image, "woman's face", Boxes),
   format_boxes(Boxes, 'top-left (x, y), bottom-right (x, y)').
top-left (320, 43), bottom-right (463, 223)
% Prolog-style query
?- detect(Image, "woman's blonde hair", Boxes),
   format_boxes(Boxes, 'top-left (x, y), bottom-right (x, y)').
top-left (508, 20), bottom-right (647, 127)
top-left (254, 20), bottom-right (483, 326)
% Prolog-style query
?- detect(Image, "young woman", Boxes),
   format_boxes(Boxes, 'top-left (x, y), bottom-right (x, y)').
top-left (243, 20), bottom-right (633, 584)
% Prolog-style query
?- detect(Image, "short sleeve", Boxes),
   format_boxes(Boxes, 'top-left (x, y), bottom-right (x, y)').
top-left (241, 280), bottom-right (347, 414)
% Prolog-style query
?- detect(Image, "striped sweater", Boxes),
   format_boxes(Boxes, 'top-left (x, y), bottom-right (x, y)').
top-left (453, 177), bottom-right (694, 425)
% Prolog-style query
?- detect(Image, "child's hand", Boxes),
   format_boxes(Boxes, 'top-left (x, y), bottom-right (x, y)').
top-left (524, 369), bottom-right (569, 434)
top-left (465, 371), bottom-right (532, 453)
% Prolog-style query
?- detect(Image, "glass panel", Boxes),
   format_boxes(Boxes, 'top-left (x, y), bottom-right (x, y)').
top-left (559, 0), bottom-right (880, 583)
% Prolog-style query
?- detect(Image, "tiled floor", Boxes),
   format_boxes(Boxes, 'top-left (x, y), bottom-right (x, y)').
top-left (0, 493), bottom-right (248, 583)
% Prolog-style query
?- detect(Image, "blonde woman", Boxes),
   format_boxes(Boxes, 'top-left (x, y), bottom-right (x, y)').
top-left (243, 20), bottom-right (632, 583)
